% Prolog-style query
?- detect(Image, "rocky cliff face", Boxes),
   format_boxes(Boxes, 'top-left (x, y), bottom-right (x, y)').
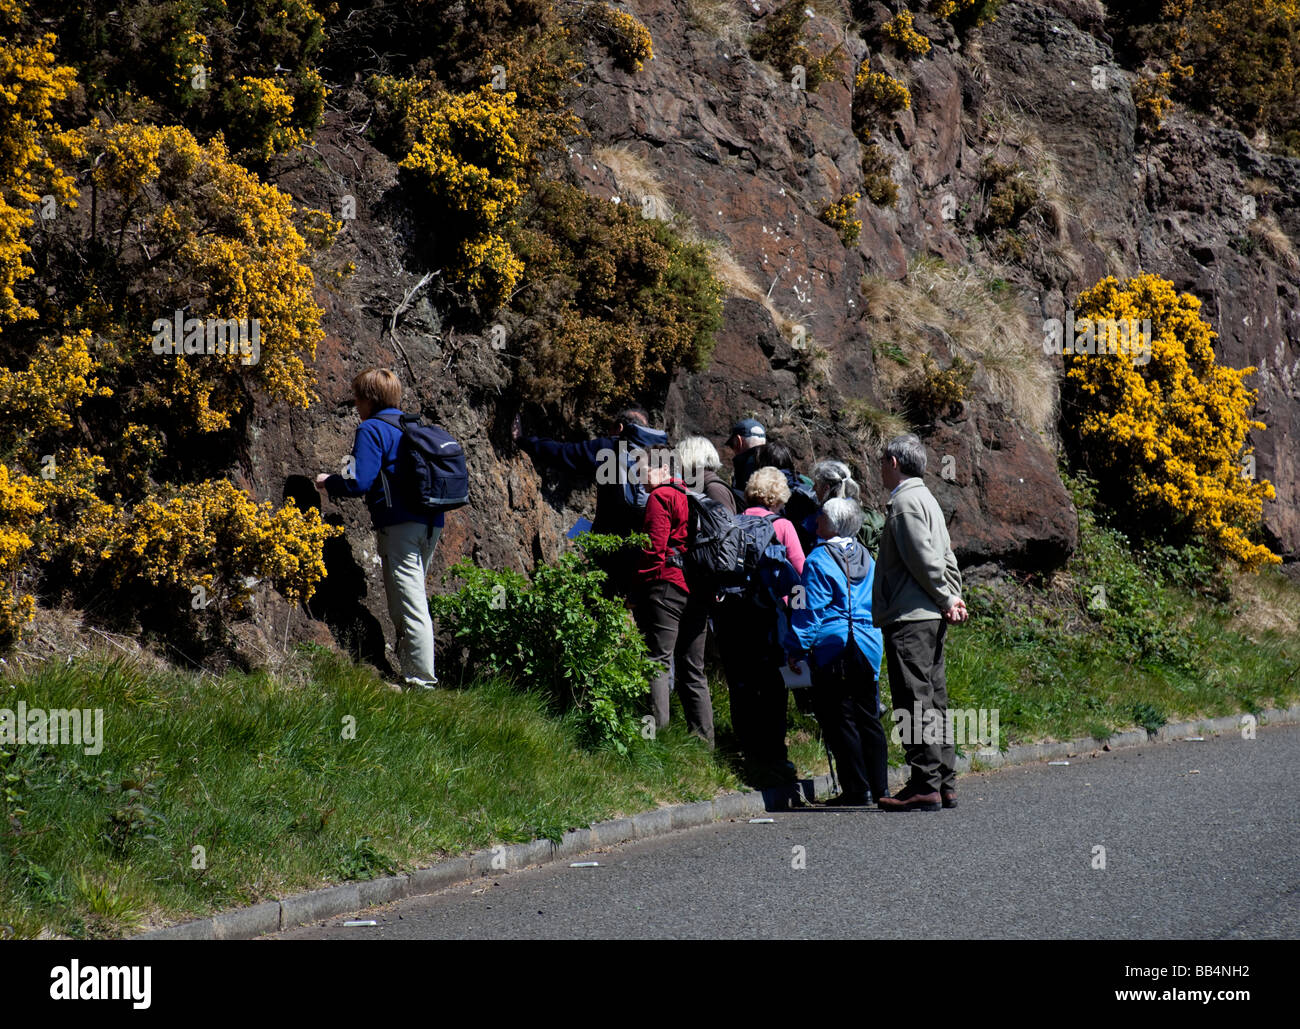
top-left (239, 0), bottom-right (1300, 663)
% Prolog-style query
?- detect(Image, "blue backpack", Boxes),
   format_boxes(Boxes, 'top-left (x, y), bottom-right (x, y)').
top-left (376, 412), bottom-right (469, 514)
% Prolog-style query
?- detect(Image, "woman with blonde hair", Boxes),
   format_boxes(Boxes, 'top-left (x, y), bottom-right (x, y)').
top-left (711, 466), bottom-right (807, 806)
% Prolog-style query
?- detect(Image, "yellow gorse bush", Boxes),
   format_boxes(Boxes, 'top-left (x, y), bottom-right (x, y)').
top-left (0, 47), bottom-right (339, 638)
top-left (0, 32), bottom-right (84, 324)
top-left (884, 11), bottom-right (931, 57)
top-left (1064, 273), bottom-right (1279, 570)
top-left (230, 76), bottom-right (311, 161)
top-left (590, 3), bottom-right (654, 72)
top-left (87, 121), bottom-right (332, 425)
top-left (854, 66), bottom-right (912, 127)
top-left (99, 479), bottom-right (339, 608)
top-left (0, 330), bottom-right (110, 435)
top-left (1124, 0), bottom-right (1300, 151)
top-left (0, 462), bottom-right (42, 642)
top-left (929, 0), bottom-right (1001, 26)
top-left (819, 193), bottom-right (862, 246)
top-left (384, 81), bottom-right (530, 307)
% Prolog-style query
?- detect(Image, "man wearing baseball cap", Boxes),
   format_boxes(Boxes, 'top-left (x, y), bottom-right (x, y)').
top-left (727, 418), bottom-right (766, 498)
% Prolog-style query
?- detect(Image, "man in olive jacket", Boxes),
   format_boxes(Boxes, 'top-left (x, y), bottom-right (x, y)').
top-left (872, 434), bottom-right (968, 811)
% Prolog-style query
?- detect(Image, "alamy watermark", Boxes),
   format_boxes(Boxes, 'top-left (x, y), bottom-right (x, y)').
top-left (151, 309), bottom-right (261, 366)
top-left (1043, 311), bottom-right (1151, 366)
top-left (891, 704), bottom-right (999, 754)
top-left (594, 443), bottom-right (708, 492)
top-left (1, 702), bottom-right (104, 756)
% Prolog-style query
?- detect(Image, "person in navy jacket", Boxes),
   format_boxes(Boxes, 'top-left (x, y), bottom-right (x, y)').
top-left (786, 496), bottom-right (890, 806)
top-left (316, 369), bottom-right (442, 689)
top-left (511, 407), bottom-right (667, 598)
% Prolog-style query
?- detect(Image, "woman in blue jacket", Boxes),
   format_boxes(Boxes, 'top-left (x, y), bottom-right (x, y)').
top-left (786, 497), bottom-right (890, 806)
top-left (315, 369), bottom-right (443, 689)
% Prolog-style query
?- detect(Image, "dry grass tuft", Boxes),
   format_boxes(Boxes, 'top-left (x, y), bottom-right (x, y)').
top-left (685, 0), bottom-right (748, 46)
top-left (594, 143), bottom-right (673, 220)
top-left (703, 238), bottom-right (803, 338)
top-left (841, 398), bottom-right (911, 456)
top-left (861, 257), bottom-right (1057, 433)
top-left (1227, 565), bottom-right (1300, 640)
top-left (1249, 213), bottom-right (1300, 273)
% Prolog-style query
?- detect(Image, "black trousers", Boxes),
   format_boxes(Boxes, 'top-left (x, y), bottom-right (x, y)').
top-left (711, 595), bottom-right (796, 787)
top-left (810, 646), bottom-right (889, 801)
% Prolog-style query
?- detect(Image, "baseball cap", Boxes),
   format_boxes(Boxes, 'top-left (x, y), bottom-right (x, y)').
top-left (730, 418), bottom-right (766, 439)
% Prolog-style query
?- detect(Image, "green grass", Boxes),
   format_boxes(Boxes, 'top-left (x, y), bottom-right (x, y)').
top-left (940, 482), bottom-right (1300, 746)
top-left (0, 646), bottom-right (789, 939)
top-left (3, 479), bottom-right (1296, 939)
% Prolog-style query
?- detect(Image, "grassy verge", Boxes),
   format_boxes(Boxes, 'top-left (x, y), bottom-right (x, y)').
top-left (0, 647), bottom-right (782, 939)
top-left (943, 482), bottom-right (1300, 748)
top-left (2, 483), bottom-right (1295, 939)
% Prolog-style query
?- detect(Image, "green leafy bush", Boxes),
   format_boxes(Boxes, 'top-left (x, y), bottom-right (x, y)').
top-left (431, 534), bottom-right (658, 753)
top-left (749, 0), bottom-right (844, 91)
top-left (860, 141), bottom-right (899, 207)
top-left (1066, 475), bottom-right (1196, 670)
top-left (509, 179), bottom-right (723, 422)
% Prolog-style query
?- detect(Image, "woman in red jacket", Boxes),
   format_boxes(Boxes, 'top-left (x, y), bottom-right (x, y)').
top-left (633, 464), bottom-right (714, 746)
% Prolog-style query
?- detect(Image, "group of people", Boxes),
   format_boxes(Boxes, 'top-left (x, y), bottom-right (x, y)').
top-left (515, 408), bottom-right (970, 811)
top-left (319, 369), bottom-right (968, 813)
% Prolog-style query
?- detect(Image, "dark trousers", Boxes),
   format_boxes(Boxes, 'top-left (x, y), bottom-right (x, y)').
top-left (810, 647), bottom-right (889, 801)
top-left (634, 581), bottom-right (713, 744)
top-left (883, 618), bottom-right (954, 793)
top-left (712, 596), bottom-right (795, 787)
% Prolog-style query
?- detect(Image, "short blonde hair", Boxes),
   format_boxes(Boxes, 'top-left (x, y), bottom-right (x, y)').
top-left (745, 466), bottom-right (790, 510)
top-left (352, 368), bottom-right (401, 411)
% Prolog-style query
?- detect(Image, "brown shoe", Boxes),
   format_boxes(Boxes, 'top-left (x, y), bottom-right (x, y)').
top-left (941, 789), bottom-right (957, 809)
top-left (878, 784), bottom-right (941, 812)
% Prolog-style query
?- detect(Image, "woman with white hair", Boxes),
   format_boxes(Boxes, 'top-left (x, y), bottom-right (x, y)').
top-left (786, 496), bottom-right (889, 807)
top-left (675, 435), bottom-right (737, 514)
top-left (799, 459), bottom-right (861, 551)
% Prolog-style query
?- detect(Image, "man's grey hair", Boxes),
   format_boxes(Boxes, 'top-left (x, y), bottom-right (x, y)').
top-left (810, 459), bottom-right (861, 500)
top-left (820, 497), bottom-right (864, 539)
top-left (883, 434), bottom-right (927, 477)
top-left (675, 435), bottom-right (721, 488)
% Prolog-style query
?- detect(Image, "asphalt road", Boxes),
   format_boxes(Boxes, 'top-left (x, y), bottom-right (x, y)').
top-left (273, 724), bottom-right (1300, 940)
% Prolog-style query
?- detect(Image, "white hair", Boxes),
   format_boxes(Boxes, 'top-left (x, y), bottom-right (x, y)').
top-left (811, 459), bottom-right (861, 500)
top-left (820, 497), bottom-right (864, 539)
top-left (675, 435), bottom-right (721, 491)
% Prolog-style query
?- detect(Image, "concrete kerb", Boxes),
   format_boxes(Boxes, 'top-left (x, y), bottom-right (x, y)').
top-left (134, 703), bottom-right (1300, 941)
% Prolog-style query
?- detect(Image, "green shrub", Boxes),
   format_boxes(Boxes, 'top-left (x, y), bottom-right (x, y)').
top-left (431, 534), bottom-right (658, 753)
top-left (1066, 474), bottom-right (1196, 670)
top-left (978, 159), bottom-right (1039, 232)
top-left (508, 179), bottom-right (722, 421)
top-left (22, 0), bottom-right (328, 163)
top-left (749, 0), bottom-right (844, 91)
top-left (861, 141), bottom-right (899, 207)
top-left (1131, 701), bottom-right (1168, 734)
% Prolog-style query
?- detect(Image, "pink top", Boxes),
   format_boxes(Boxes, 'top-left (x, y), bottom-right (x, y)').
top-left (743, 507), bottom-right (806, 575)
